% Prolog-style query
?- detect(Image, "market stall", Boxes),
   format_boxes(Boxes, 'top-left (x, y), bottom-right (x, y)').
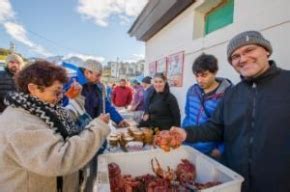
top-left (95, 106), bottom-right (244, 191)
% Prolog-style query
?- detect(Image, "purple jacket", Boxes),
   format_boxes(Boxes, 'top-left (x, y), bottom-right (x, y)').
top-left (131, 85), bottom-right (144, 111)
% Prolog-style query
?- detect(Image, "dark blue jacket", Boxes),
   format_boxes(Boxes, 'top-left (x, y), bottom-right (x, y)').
top-left (143, 85), bottom-right (154, 114)
top-left (182, 78), bottom-right (232, 154)
top-left (63, 67), bottom-right (123, 124)
top-left (81, 83), bottom-right (123, 124)
top-left (185, 61), bottom-right (290, 192)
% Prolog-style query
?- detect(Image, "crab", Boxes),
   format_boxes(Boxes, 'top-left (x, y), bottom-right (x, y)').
top-left (151, 158), bottom-right (175, 181)
top-left (153, 130), bottom-right (183, 152)
top-left (119, 175), bottom-right (140, 192)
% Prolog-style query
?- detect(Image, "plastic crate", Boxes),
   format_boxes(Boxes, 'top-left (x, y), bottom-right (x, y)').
top-left (95, 146), bottom-right (244, 192)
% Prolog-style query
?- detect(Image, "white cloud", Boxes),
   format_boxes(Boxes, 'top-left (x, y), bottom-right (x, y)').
top-left (0, 0), bottom-right (14, 22)
top-left (132, 53), bottom-right (145, 60)
top-left (119, 14), bottom-right (131, 26)
top-left (4, 22), bottom-right (34, 47)
top-left (77, 0), bottom-right (148, 27)
top-left (3, 22), bottom-right (52, 57)
top-left (122, 0), bottom-right (147, 17)
top-left (122, 53), bottom-right (145, 63)
top-left (0, 0), bottom-right (52, 57)
top-left (63, 53), bottom-right (105, 63)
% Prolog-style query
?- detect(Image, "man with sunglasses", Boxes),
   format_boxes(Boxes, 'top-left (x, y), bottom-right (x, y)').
top-left (67, 59), bottom-right (129, 191)
top-left (78, 59), bottom-right (129, 127)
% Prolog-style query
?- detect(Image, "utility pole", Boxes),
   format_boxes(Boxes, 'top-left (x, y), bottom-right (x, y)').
top-left (116, 57), bottom-right (119, 81)
top-left (10, 42), bottom-right (15, 53)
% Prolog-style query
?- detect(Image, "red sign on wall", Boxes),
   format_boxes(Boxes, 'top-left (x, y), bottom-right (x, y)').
top-left (167, 51), bottom-right (184, 87)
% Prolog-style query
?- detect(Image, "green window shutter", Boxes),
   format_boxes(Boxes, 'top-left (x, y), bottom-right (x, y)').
top-left (205, 0), bottom-right (234, 35)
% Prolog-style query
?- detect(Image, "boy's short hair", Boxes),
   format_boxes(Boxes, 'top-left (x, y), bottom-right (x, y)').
top-left (192, 54), bottom-right (218, 74)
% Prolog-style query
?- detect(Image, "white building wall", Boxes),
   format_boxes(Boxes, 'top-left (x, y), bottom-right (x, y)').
top-left (144, 0), bottom-right (290, 119)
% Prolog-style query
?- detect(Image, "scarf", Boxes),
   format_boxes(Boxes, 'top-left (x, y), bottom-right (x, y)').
top-left (4, 92), bottom-right (81, 139)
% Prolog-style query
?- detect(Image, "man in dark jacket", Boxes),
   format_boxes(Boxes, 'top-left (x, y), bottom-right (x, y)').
top-left (141, 76), bottom-right (153, 114)
top-left (172, 31), bottom-right (290, 192)
top-left (0, 53), bottom-right (23, 112)
top-left (67, 59), bottom-right (129, 192)
top-left (77, 59), bottom-right (129, 127)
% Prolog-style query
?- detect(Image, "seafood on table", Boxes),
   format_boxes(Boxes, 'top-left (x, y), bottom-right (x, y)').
top-left (107, 126), bottom-right (184, 152)
top-left (108, 158), bottom-right (221, 192)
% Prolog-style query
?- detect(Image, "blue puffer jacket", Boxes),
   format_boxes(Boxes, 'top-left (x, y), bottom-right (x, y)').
top-left (182, 78), bottom-right (232, 154)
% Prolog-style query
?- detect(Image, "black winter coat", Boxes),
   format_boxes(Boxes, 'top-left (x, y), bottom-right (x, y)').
top-left (186, 61), bottom-right (290, 192)
top-left (0, 68), bottom-right (17, 112)
top-left (140, 91), bottom-right (180, 130)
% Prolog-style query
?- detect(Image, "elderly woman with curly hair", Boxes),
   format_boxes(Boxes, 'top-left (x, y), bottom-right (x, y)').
top-left (0, 60), bottom-right (110, 192)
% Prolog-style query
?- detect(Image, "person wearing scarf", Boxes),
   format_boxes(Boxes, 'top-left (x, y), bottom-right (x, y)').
top-left (0, 60), bottom-right (110, 192)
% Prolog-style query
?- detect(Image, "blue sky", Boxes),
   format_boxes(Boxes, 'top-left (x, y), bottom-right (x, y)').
top-left (0, 0), bottom-right (148, 63)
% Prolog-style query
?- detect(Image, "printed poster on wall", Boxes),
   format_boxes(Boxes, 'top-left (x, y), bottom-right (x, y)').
top-left (156, 57), bottom-right (167, 75)
top-left (167, 51), bottom-right (184, 87)
top-left (149, 61), bottom-right (156, 76)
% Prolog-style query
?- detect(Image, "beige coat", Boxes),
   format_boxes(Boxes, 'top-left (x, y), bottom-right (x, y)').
top-left (0, 106), bottom-right (110, 192)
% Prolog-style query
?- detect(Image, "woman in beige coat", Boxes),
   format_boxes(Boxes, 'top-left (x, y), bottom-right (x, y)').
top-left (0, 60), bottom-right (110, 192)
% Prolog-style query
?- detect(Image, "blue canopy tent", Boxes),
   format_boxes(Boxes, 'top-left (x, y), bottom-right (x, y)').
top-left (62, 62), bottom-right (87, 85)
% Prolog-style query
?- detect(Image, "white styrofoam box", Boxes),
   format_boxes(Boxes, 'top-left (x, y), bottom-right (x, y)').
top-left (95, 146), bottom-right (244, 192)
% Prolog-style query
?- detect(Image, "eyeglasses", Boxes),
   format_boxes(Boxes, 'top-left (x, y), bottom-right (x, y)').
top-left (38, 86), bottom-right (64, 98)
top-left (88, 70), bottom-right (102, 77)
top-left (51, 89), bottom-right (64, 98)
top-left (230, 45), bottom-right (258, 64)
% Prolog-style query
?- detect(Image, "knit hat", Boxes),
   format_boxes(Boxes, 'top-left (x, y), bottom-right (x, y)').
top-left (227, 31), bottom-right (272, 62)
top-left (82, 59), bottom-right (102, 73)
top-left (5, 53), bottom-right (24, 67)
top-left (142, 76), bottom-right (152, 84)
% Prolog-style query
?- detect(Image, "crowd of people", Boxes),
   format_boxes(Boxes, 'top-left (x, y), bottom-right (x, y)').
top-left (0, 30), bottom-right (289, 192)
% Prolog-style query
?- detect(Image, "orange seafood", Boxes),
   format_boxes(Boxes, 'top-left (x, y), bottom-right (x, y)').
top-left (153, 130), bottom-right (183, 152)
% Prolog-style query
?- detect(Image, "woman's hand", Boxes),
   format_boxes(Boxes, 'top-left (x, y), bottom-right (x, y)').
top-left (99, 113), bottom-right (110, 124)
top-left (118, 120), bottom-right (130, 128)
top-left (65, 80), bottom-right (82, 99)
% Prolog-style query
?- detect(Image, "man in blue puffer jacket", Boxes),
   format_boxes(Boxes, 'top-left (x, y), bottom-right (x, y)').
top-left (182, 54), bottom-right (232, 159)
